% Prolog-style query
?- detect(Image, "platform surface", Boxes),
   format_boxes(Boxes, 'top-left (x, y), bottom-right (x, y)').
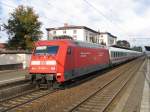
top-left (140, 58), bottom-right (150, 112)
top-left (111, 57), bottom-right (150, 112)
top-left (0, 69), bottom-right (28, 85)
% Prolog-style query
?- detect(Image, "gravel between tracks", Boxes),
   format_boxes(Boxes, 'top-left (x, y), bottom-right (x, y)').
top-left (13, 58), bottom-right (143, 112)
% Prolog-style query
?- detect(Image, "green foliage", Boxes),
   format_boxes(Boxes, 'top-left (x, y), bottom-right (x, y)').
top-left (132, 46), bottom-right (142, 52)
top-left (4, 5), bottom-right (42, 50)
top-left (117, 40), bottom-right (130, 48)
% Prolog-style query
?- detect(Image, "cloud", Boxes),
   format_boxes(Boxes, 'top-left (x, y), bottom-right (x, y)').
top-left (0, 0), bottom-right (150, 46)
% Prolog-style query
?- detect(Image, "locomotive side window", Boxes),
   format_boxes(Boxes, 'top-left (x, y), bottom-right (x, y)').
top-left (67, 47), bottom-right (71, 55)
top-left (35, 46), bottom-right (59, 55)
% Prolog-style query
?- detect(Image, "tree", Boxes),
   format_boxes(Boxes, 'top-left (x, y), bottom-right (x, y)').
top-left (117, 40), bottom-right (130, 48)
top-left (4, 5), bottom-right (42, 50)
top-left (132, 46), bottom-right (142, 52)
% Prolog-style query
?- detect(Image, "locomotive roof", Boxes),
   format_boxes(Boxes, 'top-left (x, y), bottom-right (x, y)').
top-left (73, 41), bottom-right (106, 48)
top-left (35, 39), bottom-right (106, 49)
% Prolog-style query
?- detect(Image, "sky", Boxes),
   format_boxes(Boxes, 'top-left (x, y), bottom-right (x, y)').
top-left (0, 0), bottom-right (150, 46)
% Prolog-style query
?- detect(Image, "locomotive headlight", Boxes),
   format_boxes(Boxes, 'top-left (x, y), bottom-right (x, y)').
top-left (57, 73), bottom-right (61, 76)
top-left (31, 61), bottom-right (40, 65)
top-left (46, 60), bottom-right (56, 65)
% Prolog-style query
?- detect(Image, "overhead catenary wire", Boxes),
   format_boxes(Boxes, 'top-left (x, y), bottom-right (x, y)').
top-left (82, 0), bottom-right (129, 35)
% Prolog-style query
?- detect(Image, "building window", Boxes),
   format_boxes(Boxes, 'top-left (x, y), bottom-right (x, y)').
top-left (53, 31), bottom-right (56, 35)
top-left (73, 30), bottom-right (77, 34)
top-left (63, 30), bottom-right (66, 34)
top-left (86, 36), bottom-right (88, 41)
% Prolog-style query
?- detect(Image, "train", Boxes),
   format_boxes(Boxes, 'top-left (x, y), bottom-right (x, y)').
top-left (28, 39), bottom-right (142, 88)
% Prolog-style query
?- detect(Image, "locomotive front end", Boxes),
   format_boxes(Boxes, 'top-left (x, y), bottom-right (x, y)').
top-left (29, 45), bottom-right (61, 87)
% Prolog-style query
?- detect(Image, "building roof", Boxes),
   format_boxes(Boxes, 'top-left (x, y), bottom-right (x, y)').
top-left (46, 25), bottom-right (99, 34)
top-left (100, 32), bottom-right (117, 38)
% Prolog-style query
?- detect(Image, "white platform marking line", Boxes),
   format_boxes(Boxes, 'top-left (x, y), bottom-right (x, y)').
top-left (140, 59), bottom-right (150, 112)
top-left (140, 80), bottom-right (150, 112)
top-left (146, 59), bottom-right (150, 82)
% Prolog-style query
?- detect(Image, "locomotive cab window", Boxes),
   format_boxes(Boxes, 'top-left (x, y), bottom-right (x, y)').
top-left (35, 46), bottom-right (59, 55)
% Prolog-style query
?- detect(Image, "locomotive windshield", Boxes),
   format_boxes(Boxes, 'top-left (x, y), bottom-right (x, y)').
top-left (34, 46), bottom-right (59, 55)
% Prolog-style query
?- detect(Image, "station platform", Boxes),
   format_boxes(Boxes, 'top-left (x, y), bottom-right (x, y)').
top-left (140, 58), bottom-right (150, 112)
top-left (0, 69), bottom-right (28, 85)
top-left (112, 57), bottom-right (150, 112)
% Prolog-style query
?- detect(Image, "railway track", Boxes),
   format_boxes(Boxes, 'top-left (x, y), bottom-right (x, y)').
top-left (0, 58), bottom-right (143, 112)
top-left (0, 88), bottom-right (57, 112)
top-left (65, 58), bottom-right (143, 112)
top-left (0, 82), bottom-right (35, 102)
top-left (0, 79), bottom-right (30, 90)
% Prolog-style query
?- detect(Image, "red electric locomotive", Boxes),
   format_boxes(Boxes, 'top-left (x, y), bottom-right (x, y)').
top-left (29, 39), bottom-right (110, 87)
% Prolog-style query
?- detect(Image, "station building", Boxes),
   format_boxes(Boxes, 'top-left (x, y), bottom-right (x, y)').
top-left (99, 32), bottom-right (117, 46)
top-left (46, 24), bottom-right (117, 46)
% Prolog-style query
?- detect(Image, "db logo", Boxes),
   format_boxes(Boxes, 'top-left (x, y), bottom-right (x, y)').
top-left (40, 61), bottom-right (46, 65)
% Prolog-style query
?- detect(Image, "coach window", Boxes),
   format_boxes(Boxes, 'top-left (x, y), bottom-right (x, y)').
top-left (111, 51), bottom-right (113, 57)
top-left (67, 47), bottom-right (71, 55)
top-left (113, 52), bottom-right (115, 57)
top-left (114, 52), bottom-right (116, 57)
top-left (111, 52), bottom-right (113, 57)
